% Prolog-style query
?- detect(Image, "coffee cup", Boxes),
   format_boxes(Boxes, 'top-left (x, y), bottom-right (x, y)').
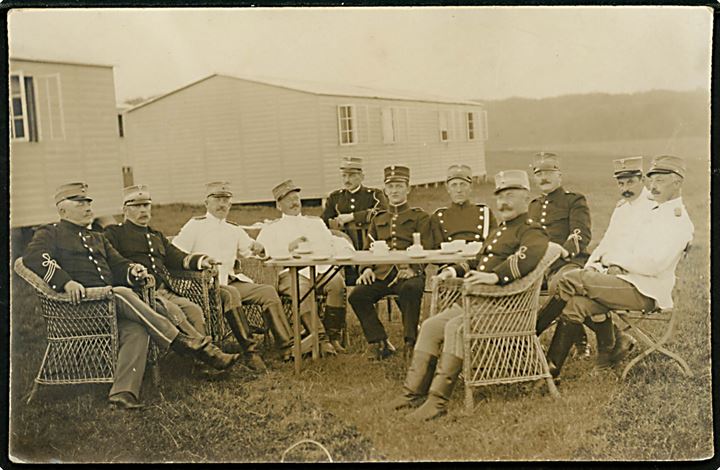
top-left (451, 239), bottom-right (466, 250)
top-left (440, 242), bottom-right (455, 253)
top-left (296, 241), bottom-right (312, 252)
top-left (370, 240), bottom-right (389, 254)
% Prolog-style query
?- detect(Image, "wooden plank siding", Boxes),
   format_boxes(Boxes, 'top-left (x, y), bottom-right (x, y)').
top-left (10, 59), bottom-right (124, 228)
top-left (124, 75), bottom-right (486, 203)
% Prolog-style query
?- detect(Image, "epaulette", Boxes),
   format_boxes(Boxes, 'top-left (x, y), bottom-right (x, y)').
top-left (329, 188), bottom-right (343, 197)
top-left (192, 215), bottom-right (207, 220)
top-left (433, 206), bottom-right (448, 215)
top-left (226, 220), bottom-right (240, 226)
top-left (474, 202), bottom-right (488, 208)
top-left (263, 218), bottom-right (280, 225)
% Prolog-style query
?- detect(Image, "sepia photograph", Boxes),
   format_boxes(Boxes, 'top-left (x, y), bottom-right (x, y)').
top-left (6, 5), bottom-right (713, 463)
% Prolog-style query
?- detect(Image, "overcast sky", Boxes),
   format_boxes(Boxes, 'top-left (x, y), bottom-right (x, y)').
top-left (8, 7), bottom-right (712, 105)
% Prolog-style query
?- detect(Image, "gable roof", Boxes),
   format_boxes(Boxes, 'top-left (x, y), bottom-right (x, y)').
top-left (126, 73), bottom-right (483, 112)
top-left (10, 56), bottom-right (114, 69)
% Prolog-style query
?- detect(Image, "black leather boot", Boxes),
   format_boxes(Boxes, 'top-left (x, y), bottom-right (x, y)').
top-left (323, 306), bottom-right (347, 353)
top-left (170, 332), bottom-right (240, 371)
top-left (387, 350), bottom-right (438, 411)
top-left (405, 352), bottom-right (463, 421)
top-left (547, 319), bottom-right (584, 379)
top-left (595, 319), bottom-right (628, 370)
top-left (263, 304), bottom-right (294, 352)
top-left (224, 308), bottom-right (267, 372)
top-left (536, 295), bottom-right (568, 336)
top-left (300, 311), bottom-right (336, 357)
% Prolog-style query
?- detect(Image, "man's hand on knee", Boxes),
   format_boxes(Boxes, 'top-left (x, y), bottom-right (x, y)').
top-left (357, 268), bottom-right (376, 285)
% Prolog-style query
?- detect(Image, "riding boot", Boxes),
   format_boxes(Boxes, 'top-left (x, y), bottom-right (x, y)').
top-left (546, 319), bottom-right (584, 379)
top-left (300, 310), bottom-right (336, 357)
top-left (170, 333), bottom-right (240, 370)
top-left (263, 304), bottom-right (294, 351)
top-left (594, 318), bottom-right (623, 370)
top-left (386, 351), bottom-right (438, 411)
top-left (405, 352), bottom-right (463, 421)
top-left (224, 308), bottom-right (267, 372)
top-left (536, 295), bottom-right (568, 336)
top-left (323, 306), bottom-right (347, 353)
top-left (572, 328), bottom-right (591, 359)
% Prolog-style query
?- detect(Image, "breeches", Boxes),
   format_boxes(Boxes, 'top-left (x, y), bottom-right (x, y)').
top-left (414, 303), bottom-right (465, 358)
top-left (228, 281), bottom-right (283, 310)
top-left (155, 288), bottom-right (206, 336)
top-left (557, 269), bottom-right (656, 325)
top-left (545, 263), bottom-right (581, 297)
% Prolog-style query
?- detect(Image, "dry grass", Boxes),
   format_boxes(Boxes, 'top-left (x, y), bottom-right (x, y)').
top-left (9, 144), bottom-right (711, 462)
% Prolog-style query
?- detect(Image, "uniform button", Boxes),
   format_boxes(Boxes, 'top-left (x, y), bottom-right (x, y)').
top-left (391, 231), bottom-right (396, 235)
top-left (350, 205), bottom-right (355, 209)
top-left (350, 198), bottom-right (355, 203)
top-left (502, 226), bottom-right (507, 231)
top-left (503, 276), bottom-right (510, 282)
top-left (479, 215), bottom-right (484, 220)
top-left (96, 267), bottom-right (102, 271)
top-left (488, 253), bottom-right (494, 258)
top-left (477, 225), bottom-right (482, 229)
top-left (495, 232), bottom-right (501, 236)
top-left (88, 256), bottom-right (93, 260)
top-left (88, 247), bottom-right (93, 252)
top-left (541, 218), bottom-right (545, 223)
top-left (93, 259), bottom-right (98, 264)
top-left (482, 257), bottom-right (488, 262)
top-left (492, 239), bottom-right (497, 243)
top-left (474, 235), bottom-right (480, 239)
top-left (542, 212), bottom-right (546, 216)
top-left (438, 212), bottom-right (443, 217)
top-left (487, 245), bottom-right (492, 250)
top-left (100, 275), bottom-right (106, 280)
top-left (439, 220), bottom-right (444, 224)
top-left (52, 285), bottom-right (57, 289)
top-left (448, 236), bottom-right (453, 241)
top-left (542, 225), bottom-right (547, 229)
top-left (146, 234), bottom-right (150, 238)
top-left (150, 248), bottom-right (154, 252)
top-left (479, 265), bottom-right (485, 270)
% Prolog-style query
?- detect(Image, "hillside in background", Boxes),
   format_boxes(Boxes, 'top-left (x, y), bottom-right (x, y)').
top-left (480, 89), bottom-right (709, 151)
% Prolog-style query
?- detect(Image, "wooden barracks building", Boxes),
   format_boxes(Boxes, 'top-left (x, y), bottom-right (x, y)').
top-left (122, 74), bottom-right (488, 204)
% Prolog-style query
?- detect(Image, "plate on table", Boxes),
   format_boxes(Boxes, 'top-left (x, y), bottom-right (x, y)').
top-left (294, 249), bottom-right (313, 255)
top-left (407, 251), bottom-right (427, 259)
top-left (310, 254), bottom-right (330, 261)
top-left (334, 254), bottom-right (354, 261)
top-left (440, 249), bottom-right (459, 255)
top-left (271, 254), bottom-right (292, 261)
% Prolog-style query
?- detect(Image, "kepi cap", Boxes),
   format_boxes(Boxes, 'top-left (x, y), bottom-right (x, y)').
top-left (123, 184), bottom-right (152, 206)
top-left (613, 156), bottom-right (643, 178)
top-left (531, 152), bottom-right (560, 173)
top-left (494, 170), bottom-right (530, 194)
top-left (54, 182), bottom-right (92, 205)
top-left (206, 181), bottom-right (233, 198)
top-left (272, 179), bottom-right (301, 201)
top-left (340, 156), bottom-right (363, 172)
top-left (646, 155), bottom-right (686, 179)
top-left (384, 165), bottom-right (410, 184)
top-left (446, 164), bottom-right (472, 183)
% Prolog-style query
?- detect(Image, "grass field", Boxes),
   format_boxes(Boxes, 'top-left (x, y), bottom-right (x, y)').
top-left (9, 144), bottom-right (712, 463)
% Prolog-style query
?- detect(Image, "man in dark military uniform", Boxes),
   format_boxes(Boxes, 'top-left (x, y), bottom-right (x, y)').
top-left (321, 156), bottom-right (387, 285)
top-left (104, 185), bottom-right (212, 342)
top-left (23, 183), bottom-right (240, 410)
top-left (430, 164), bottom-right (496, 247)
top-left (348, 165), bottom-right (433, 360)
top-left (528, 152), bottom-right (592, 356)
top-left (389, 170), bottom-right (550, 421)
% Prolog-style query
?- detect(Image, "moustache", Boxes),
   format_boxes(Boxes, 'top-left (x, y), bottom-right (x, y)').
top-left (540, 180), bottom-right (551, 185)
top-left (498, 205), bottom-right (512, 212)
top-left (621, 190), bottom-right (635, 198)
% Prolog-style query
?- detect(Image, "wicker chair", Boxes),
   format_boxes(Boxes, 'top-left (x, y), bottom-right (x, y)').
top-left (429, 243), bottom-right (562, 410)
top-left (165, 267), bottom-right (226, 343)
top-left (14, 257), bottom-right (160, 404)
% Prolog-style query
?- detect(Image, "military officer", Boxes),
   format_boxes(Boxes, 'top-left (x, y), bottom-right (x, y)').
top-left (430, 164), bottom-right (496, 247)
top-left (24, 183), bottom-right (240, 409)
top-left (173, 182), bottom-right (292, 371)
top-left (389, 170), bottom-right (550, 421)
top-left (322, 156), bottom-right (387, 285)
top-left (529, 152), bottom-right (592, 356)
top-left (543, 156), bottom-right (693, 382)
top-left (322, 156), bottom-right (387, 250)
top-left (104, 185), bottom-right (211, 341)
top-left (257, 179), bottom-right (351, 356)
top-left (348, 165), bottom-right (433, 360)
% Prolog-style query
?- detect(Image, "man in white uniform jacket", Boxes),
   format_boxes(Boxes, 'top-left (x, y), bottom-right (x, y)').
top-left (257, 179), bottom-right (351, 356)
top-left (537, 156), bottom-right (655, 335)
top-left (173, 182), bottom-right (294, 369)
top-left (543, 155), bottom-right (694, 381)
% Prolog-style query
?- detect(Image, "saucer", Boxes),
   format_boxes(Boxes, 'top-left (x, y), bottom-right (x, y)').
top-left (407, 251), bottom-right (427, 259)
top-left (310, 255), bottom-right (330, 261)
top-left (440, 249), bottom-right (459, 255)
top-left (334, 254), bottom-right (354, 261)
top-left (272, 254), bottom-right (292, 261)
top-left (294, 249), bottom-right (313, 255)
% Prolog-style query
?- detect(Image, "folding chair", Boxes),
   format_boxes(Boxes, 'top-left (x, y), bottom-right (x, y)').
top-left (431, 243), bottom-right (563, 410)
top-left (14, 257), bottom-right (160, 404)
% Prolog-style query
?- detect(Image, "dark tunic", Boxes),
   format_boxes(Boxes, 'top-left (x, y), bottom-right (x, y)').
top-left (430, 201), bottom-right (497, 247)
top-left (321, 185), bottom-right (387, 250)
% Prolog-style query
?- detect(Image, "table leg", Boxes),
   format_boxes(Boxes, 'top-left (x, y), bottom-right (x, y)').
top-left (310, 265), bottom-right (320, 360)
top-left (290, 267), bottom-right (302, 375)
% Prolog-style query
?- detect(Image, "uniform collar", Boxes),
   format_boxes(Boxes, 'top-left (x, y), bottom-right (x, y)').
top-left (125, 219), bottom-right (150, 232)
top-left (281, 213), bottom-right (304, 220)
top-left (348, 185), bottom-right (363, 194)
top-left (388, 201), bottom-right (409, 214)
top-left (652, 196), bottom-right (684, 211)
top-left (543, 186), bottom-right (564, 199)
top-left (205, 212), bottom-right (226, 224)
top-left (499, 212), bottom-right (528, 226)
top-left (59, 219), bottom-right (88, 231)
top-left (451, 200), bottom-right (471, 209)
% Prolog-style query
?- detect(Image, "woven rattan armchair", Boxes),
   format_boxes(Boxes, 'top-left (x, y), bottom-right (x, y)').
top-left (429, 243), bottom-right (562, 410)
top-left (165, 267), bottom-right (226, 343)
top-left (14, 257), bottom-right (160, 404)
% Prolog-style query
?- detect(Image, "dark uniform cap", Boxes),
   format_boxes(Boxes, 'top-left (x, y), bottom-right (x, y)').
top-left (494, 170), bottom-right (530, 194)
top-left (340, 156), bottom-right (363, 172)
top-left (531, 152), bottom-right (561, 173)
top-left (54, 182), bottom-right (92, 205)
top-left (123, 184), bottom-right (152, 206)
top-left (646, 155), bottom-right (686, 179)
top-left (446, 164), bottom-right (472, 183)
top-left (272, 179), bottom-right (301, 201)
top-left (384, 165), bottom-right (410, 184)
top-left (206, 181), bottom-right (233, 198)
top-left (613, 156), bottom-right (643, 178)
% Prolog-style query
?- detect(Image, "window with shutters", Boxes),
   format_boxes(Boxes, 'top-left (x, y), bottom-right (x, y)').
top-left (337, 105), bottom-right (356, 145)
top-left (10, 73), bottom-right (39, 142)
top-left (467, 112), bottom-right (476, 141)
top-left (381, 107), bottom-right (397, 144)
top-left (35, 74), bottom-right (66, 141)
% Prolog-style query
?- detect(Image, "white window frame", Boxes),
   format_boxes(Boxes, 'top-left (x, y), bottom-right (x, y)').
top-left (337, 104), bottom-right (357, 146)
top-left (466, 111), bottom-right (476, 141)
top-left (10, 72), bottom-right (31, 142)
top-left (439, 110), bottom-right (449, 142)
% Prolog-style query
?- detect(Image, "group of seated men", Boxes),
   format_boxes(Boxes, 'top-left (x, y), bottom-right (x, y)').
top-left (22, 152), bottom-right (693, 417)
